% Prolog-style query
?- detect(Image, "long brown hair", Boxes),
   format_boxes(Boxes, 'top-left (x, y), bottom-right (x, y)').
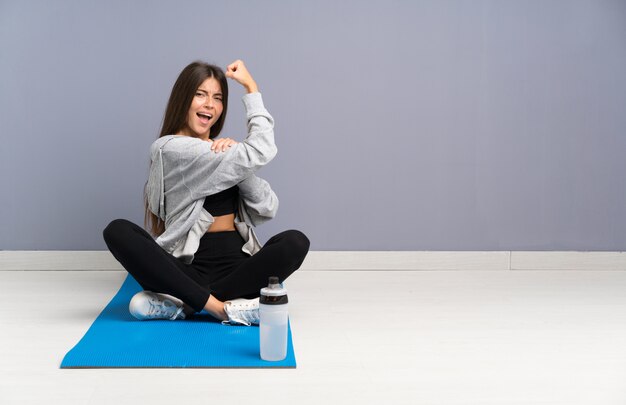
top-left (143, 61), bottom-right (229, 237)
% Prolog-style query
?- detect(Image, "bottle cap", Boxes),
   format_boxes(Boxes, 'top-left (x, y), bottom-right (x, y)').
top-left (260, 275), bottom-right (288, 305)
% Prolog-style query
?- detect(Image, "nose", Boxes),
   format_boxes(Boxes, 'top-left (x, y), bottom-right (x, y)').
top-left (204, 97), bottom-right (215, 109)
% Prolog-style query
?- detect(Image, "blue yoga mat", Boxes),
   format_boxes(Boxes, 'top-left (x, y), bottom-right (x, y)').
top-left (60, 274), bottom-right (296, 368)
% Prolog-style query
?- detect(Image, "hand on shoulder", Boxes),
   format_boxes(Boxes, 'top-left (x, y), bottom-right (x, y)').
top-left (210, 137), bottom-right (239, 153)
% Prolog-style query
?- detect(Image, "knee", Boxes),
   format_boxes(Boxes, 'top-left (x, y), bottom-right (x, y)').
top-left (284, 229), bottom-right (310, 259)
top-left (102, 218), bottom-right (133, 245)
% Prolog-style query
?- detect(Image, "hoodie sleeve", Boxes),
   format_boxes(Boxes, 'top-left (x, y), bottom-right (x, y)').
top-left (176, 92), bottom-right (278, 199)
top-left (237, 173), bottom-right (279, 226)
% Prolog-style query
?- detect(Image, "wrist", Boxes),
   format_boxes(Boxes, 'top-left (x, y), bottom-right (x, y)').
top-left (245, 82), bottom-right (259, 93)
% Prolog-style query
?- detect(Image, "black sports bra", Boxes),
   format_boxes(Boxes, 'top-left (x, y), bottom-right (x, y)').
top-left (202, 185), bottom-right (239, 216)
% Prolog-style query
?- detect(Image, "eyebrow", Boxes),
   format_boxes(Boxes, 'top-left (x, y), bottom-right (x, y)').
top-left (197, 89), bottom-right (223, 96)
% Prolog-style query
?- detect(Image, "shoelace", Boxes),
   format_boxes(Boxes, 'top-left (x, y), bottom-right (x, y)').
top-left (222, 301), bottom-right (259, 326)
top-left (147, 296), bottom-right (182, 320)
top-left (170, 306), bottom-right (185, 320)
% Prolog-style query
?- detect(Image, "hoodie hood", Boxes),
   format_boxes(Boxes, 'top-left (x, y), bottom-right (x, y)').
top-left (146, 137), bottom-right (176, 221)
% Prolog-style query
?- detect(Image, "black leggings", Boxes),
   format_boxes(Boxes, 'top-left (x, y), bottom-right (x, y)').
top-left (102, 219), bottom-right (310, 313)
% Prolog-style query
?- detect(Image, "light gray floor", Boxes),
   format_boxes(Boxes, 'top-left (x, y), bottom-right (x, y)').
top-left (1, 269), bottom-right (625, 404)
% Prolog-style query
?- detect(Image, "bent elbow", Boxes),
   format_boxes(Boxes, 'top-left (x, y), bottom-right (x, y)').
top-left (256, 144), bottom-right (277, 167)
top-left (265, 144), bottom-right (278, 163)
top-left (259, 194), bottom-right (279, 219)
top-left (268, 195), bottom-right (279, 218)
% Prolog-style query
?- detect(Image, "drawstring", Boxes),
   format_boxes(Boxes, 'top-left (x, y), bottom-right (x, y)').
top-left (159, 148), bottom-right (165, 220)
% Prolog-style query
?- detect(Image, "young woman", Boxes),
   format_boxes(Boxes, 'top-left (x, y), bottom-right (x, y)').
top-left (102, 59), bottom-right (310, 326)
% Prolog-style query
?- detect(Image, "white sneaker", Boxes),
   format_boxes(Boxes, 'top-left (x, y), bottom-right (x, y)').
top-left (222, 297), bottom-right (260, 326)
top-left (129, 291), bottom-right (186, 321)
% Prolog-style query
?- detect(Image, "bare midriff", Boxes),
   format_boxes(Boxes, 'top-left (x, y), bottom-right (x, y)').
top-left (206, 213), bottom-right (236, 233)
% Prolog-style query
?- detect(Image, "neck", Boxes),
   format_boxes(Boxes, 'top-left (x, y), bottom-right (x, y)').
top-left (175, 127), bottom-right (210, 141)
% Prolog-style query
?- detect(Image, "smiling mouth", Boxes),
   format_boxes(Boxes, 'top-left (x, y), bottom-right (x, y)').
top-left (196, 113), bottom-right (212, 125)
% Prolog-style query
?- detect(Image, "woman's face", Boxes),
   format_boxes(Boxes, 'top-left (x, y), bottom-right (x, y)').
top-left (179, 76), bottom-right (223, 140)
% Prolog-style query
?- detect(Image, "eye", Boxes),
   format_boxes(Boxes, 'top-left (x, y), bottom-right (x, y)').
top-left (196, 92), bottom-right (205, 97)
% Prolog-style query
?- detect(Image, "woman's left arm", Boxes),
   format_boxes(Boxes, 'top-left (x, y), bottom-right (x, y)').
top-left (237, 173), bottom-right (279, 226)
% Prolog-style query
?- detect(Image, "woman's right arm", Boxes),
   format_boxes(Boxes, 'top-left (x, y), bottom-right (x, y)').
top-left (173, 60), bottom-right (277, 198)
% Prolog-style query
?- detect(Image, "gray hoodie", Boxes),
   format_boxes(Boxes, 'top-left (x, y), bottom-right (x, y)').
top-left (145, 92), bottom-right (279, 264)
